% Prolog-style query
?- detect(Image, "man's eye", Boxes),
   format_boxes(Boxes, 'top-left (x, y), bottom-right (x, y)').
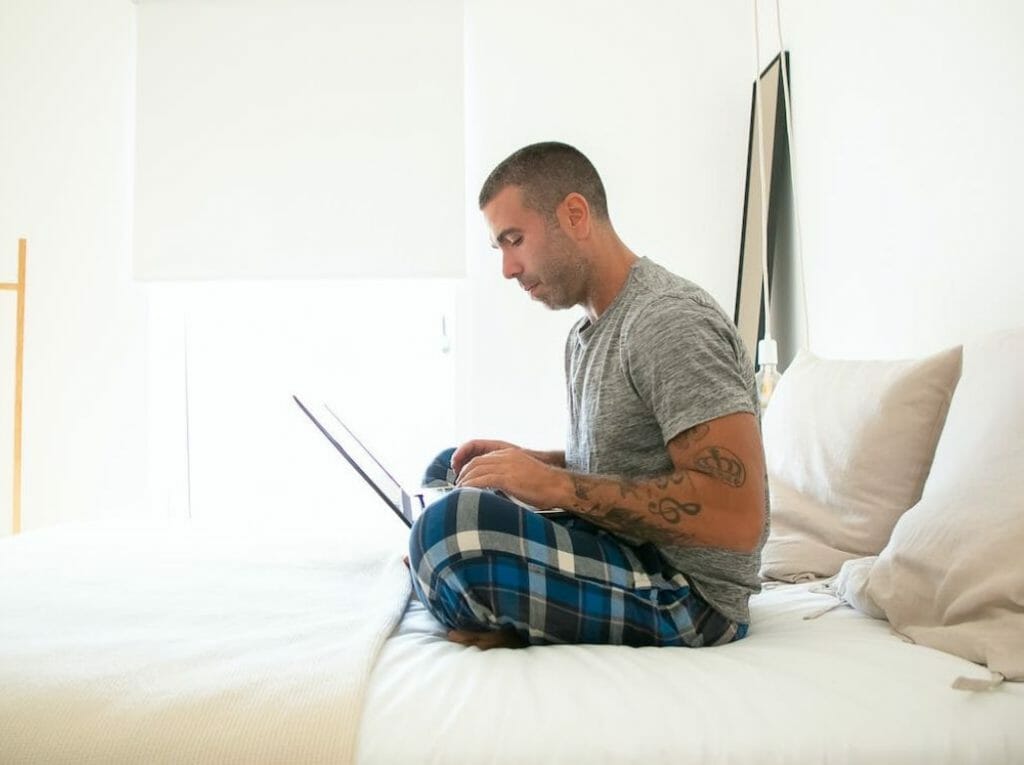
top-left (511, 237), bottom-right (523, 247)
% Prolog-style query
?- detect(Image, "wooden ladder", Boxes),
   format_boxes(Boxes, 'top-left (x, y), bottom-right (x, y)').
top-left (1, 239), bottom-right (27, 534)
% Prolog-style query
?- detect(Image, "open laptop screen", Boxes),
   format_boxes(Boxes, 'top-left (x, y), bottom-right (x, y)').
top-left (293, 395), bottom-right (415, 527)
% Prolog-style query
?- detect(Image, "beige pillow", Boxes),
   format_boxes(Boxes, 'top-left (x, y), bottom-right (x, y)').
top-left (865, 328), bottom-right (1024, 680)
top-left (760, 346), bottom-right (963, 581)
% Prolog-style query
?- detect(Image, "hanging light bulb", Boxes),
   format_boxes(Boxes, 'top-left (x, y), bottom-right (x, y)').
top-left (755, 337), bottom-right (781, 411)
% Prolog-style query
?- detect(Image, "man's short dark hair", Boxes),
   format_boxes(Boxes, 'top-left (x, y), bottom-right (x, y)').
top-left (478, 142), bottom-right (609, 222)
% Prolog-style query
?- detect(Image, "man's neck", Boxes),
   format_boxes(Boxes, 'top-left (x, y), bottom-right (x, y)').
top-left (582, 235), bottom-right (639, 322)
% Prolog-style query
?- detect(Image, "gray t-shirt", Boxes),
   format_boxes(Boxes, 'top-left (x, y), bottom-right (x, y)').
top-left (564, 257), bottom-right (769, 623)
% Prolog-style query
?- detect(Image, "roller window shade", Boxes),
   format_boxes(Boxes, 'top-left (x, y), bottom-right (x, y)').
top-left (133, 0), bottom-right (464, 280)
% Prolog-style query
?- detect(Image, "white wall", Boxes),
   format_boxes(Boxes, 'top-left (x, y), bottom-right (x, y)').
top-left (0, 0), bottom-right (147, 534)
top-left (3, 1), bottom-right (1022, 533)
top-left (772, 0), bottom-right (1024, 359)
top-left (457, 0), bottom-right (756, 449)
top-left (457, 1), bottom-right (1024, 458)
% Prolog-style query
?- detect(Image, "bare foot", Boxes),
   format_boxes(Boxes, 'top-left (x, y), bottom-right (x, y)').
top-left (447, 627), bottom-right (527, 650)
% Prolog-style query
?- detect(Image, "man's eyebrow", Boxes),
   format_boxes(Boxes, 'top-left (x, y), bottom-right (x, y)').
top-left (490, 227), bottom-right (522, 249)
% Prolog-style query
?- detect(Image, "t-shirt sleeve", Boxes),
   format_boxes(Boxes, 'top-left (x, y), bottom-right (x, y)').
top-left (622, 296), bottom-right (755, 444)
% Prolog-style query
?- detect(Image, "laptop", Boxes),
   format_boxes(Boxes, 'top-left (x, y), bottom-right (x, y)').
top-left (294, 395), bottom-right (567, 528)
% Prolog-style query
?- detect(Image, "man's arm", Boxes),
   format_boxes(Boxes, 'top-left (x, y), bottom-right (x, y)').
top-left (456, 411), bottom-right (765, 553)
top-left (526, 449), bottom-right (566, 468)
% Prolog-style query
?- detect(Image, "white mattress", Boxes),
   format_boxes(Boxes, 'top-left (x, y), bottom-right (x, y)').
top-left (0, 521), bottom-right (411, 765)
top-left (2, 521), bottom-right (1021, 764)
top-left (358, 583), bottom-right (1024, 764)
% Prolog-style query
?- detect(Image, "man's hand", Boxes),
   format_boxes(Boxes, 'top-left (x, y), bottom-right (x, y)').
top-left (456, 447), bottom-right (569, 510)
top-left (451, 439), bottom-right (519, 476)
top-left (452, 440), bottom-right (567, 477)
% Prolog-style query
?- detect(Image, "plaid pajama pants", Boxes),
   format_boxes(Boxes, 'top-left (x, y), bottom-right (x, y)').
top-left (407, 448), bottom-right (748, 647)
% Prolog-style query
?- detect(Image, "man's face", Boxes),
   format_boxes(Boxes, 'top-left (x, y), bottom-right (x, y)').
top-left (482, 185), bottom-right (588, 310)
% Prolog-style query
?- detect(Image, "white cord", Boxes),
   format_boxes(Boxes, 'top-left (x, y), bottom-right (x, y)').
top-left (752, 0), bottom-right (773, 345)
top-left (773, 0), bottom-right (811, 350)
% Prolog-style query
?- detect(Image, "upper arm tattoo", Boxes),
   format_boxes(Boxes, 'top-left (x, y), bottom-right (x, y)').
top-left (692, 446), bottom-right (746, 487)
top-left (670, 422), bottom-right (748, 488)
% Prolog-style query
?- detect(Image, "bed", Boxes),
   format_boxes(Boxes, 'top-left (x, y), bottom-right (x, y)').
top-left (1, 518), bottom-right (1021, 765)
top-left (4, 330), bottom-right (1023, 763)
top-left (362, 583), bottom-right (1024, 764)
top-left (0, 520), bottom-right (409, 764)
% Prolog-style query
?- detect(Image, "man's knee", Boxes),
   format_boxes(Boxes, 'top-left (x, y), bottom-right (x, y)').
top-left (409, 488), bottom-right (478, 575)
top-left (422, 447), bottom-right (457, 487)
top-left (408, 487), bottom-right (527, 591)
top-left (407, 488), bottom-right (500, 630)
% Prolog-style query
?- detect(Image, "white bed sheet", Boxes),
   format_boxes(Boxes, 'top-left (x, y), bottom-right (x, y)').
top-left (0, 521), bottom-right (411, 765)
top-left (358, 583), bottom-right (1024, 764)
top-left (3, 520), bottom-right (1021, 764)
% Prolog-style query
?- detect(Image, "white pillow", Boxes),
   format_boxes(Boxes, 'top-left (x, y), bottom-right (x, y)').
top-left (833, 556), bottom-right (885, 620)
top-left (760, 346), bottom-right (963, 581)
top-left (864, 328), bottom-right (1024, 680)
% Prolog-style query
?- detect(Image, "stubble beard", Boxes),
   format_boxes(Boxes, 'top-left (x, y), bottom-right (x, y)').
top-left (536, 230), bottom-right (590, 311)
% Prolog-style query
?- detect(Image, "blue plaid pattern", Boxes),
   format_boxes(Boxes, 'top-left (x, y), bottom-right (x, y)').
top-left (407, 448), bottom-right (748, 647)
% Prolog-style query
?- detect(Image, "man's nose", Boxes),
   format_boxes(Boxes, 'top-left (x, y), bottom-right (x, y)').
top-left (501, 249), bottom-right (522, 280)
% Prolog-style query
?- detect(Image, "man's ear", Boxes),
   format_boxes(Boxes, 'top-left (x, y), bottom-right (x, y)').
top-left (559, 193), bottom-right (591, 240)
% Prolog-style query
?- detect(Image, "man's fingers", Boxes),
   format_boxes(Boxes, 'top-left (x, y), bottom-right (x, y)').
top-left (450, 444), bottom-right (476, 475)
top-left (452, 440), bottom-right (516, 474)
top-left (457, 448), bottom-right (512, 477)
top-left (452, 443), bottom-right (492, 475)
top-left (456, 468), bottom-right (493, 488)
top-left (456, 460), bottom-right (504, 490)
top-left (455, 453), bottom-right (488, 484)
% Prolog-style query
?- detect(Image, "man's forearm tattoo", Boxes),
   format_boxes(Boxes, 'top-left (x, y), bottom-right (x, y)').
top-left (570, 475), bottom-right (701, 547)
top-left (618, 478), bottom-right (643, 500)
top-left (653, 470), bottom-right (689, 491)
top-left (653, 497), bottom-right (702, 522)
top-left (598, 508), bottom-right (695, 547)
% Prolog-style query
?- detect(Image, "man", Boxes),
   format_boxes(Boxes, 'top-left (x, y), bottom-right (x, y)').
top-left (408, 142), bottom-right (768, 650)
